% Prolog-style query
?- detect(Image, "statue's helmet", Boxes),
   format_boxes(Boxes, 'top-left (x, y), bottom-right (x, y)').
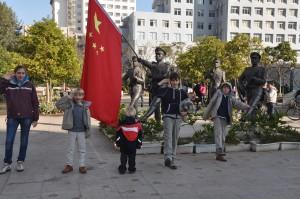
top-left (155, 47), bottom-right (167, 55)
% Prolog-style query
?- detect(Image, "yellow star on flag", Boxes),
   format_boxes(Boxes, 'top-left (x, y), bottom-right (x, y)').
top-left (92, 43), bottom-right (97, 49)
top-left (100, 46), bottom-right (105, 52)
top-left (89, 32), bottom-right (93, 37)
top-left (94, 13), bottom-right (102, 34)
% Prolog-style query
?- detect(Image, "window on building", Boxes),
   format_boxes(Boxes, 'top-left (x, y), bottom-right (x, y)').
top-left (198, 0), bottom-right (204, 5)
top-left (186, 34), bottom-right (193, 42)
top-left (163, 33), bottom-right (169, 41)
top-left (231, 6), bottom-right (240, 14)
top-left (174, 21), bottom-right (181, 28)
top-left (265, 21), bottom-right (274, 29)
top-left (242, 20), bottom-right (251, 28)
top-left (162, 20), bottom-right (169, 28)
top-left (198, 10), bottom-right (204, 16)
top-left (137, 32), bottom-right (145, 40)
top-left (174, 33), bottom-right (181, 42)
top-left (197, 22), bottom-right (204, 29)
top-left (138, 46), bottom-right (145, 55)
top-left (230, 19), bottom-right (239, 28)
top-left (253, 33), bottom-right (262, 40)
top-left (115, 13), bottom-right (120, 16)
top-left (288, 35), bottom-right (296, 43)
top-left (266, 8), bottom-right (275, 16)
top-left (230, 32), bottom-right (238, 40)
top-left (175, 0), bottom-right (181, 2)
top-left (278, 9), bottom-right (286, 16)
top-left (108, 12), bottom-right (113, 16)
top-left (209, 10), bottom-right (216, 17)
top-left (279, 0), bottom-right (287, 3)
top-left (150, 32), bottom-right (157, 40)
top-left (289, 9), bottom-right (298, 17)
top-left (242, 7), bottom-right (251, 15)
top-left (115, 5), bottom-right (120, 9)
top-left (265, 34), bottom-right (273, 43)
top-left (137, 19), bottom-right (145, 26)
top-left (187, 0), bottom-right (193, 3)
top-left (174, 8), bottom-right (181, 15)
top-left (277, 21), bottom-right (285, 29)
top-left (256, 0), bottom-right (263, 2)
top-left (130, 7), bottom-right (134, 10)
top-left (288, 22), bottom-right (297, 30)
top-left (150, 19), bottom-right (157, 27)
top-left (108, 4), bottom-right (113, 9)
top-left (122, 13), bottom-right (128, 16)
top-left (266, 0), bottom-right (275, 2)
top-left (186, 21), bottom-right (193, 29)
top-left (255, 7), bottom-right (263, 15)
top-left (276, 34), bottom-right (284, 42)
top-left (186, 9), bottom-right (193, 16)
top-left (208, 23), bottom-right (213, 30)
top-left (209, 0), bottom-right (213, 4)
top-left (122, 6), bottom-right (128, 10)
top-left (292, 0), bottom-right (299, 4)
top-left (254, 20), bottom-right (262, 29)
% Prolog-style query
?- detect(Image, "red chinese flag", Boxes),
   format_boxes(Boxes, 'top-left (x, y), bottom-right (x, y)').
top-left (81, 0), bottom-right (122, 126)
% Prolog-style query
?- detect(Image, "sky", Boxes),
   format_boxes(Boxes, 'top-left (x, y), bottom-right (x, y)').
top-left (2, 0), bottom-right (152, 25)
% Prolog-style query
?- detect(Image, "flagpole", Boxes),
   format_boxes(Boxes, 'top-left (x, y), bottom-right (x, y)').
top-left (122, 34), bottom-right (139, 58)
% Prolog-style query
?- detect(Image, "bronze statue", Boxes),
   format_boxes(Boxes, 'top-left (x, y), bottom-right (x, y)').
top-left (208, 59), bottom-right (226, 101)
top-left (123, 56), bottom-right (145, 113)
top-left (138, 47), bottom-right (177, 122)
top-left (238, 52), bottom-right (266, 115)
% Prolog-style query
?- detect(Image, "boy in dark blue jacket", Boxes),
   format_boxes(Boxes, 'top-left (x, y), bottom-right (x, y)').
top-left (115, 107), bottom-right (143, 174)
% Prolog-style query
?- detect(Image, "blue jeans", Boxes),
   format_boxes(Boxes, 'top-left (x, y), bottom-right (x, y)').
top-left (4, 118), bottom-right (32, 164)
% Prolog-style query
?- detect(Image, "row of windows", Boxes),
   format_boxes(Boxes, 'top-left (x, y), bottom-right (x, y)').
top-left (197, 0), bottom-right (214, 5)
top-left (230, 20), bottom-right (298, 30)
top-left (231, 7), bottom-right (298, 17)
top-left (197, 9), bottom-right (216, 17)
top-left (101, 4), bottom-right (134, 10)
top-left (136, 32), bottom-right (193, 42)
top-left (230, 32), bottom-right (300, 44)
top-left (174, 8), bottom-right (193, 16)
top-left (196, 22), bottom-right (214, 30)
top-left (137, 19), bottom-right (193, 29)
top-left (175, 0), bottom-right (193, 3)
top-left (102, 0), bottom-right (135, 2)
top-left (235, 0), bottom-right (298, 3)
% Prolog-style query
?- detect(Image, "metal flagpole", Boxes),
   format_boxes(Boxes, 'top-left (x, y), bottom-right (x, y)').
top-left (122, 34), bottom-right (139, 58)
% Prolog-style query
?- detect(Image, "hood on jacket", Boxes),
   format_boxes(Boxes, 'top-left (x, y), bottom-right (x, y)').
top-left (221, 82), bottom-right (232, 91)
top-left (9, 75), bottom-right (30, 87)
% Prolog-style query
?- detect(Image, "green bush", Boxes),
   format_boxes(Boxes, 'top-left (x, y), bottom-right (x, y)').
top-left (142, 118), bottom-right (163, 142)
top-left (192, 124), bottom-right (214, 144)
top-left (39, 102), bottom-right (61, 115)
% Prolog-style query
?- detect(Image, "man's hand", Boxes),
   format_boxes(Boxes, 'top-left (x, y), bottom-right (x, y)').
top-left (180, 112), bottom-right (188, 117)
top-left (32, 121), bottom-right (38, 128)
top-left (3, 72), bottom-right (14, 80)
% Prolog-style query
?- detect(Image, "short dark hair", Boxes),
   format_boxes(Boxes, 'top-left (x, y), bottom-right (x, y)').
top-left (14, 65), bottom-right (27, 73)
top-left (169, 72), bottom-right (180, 80)
top-left (132, 56), bottom-right (138, 61)
top-left (250, 52), bottom-right (261, 59)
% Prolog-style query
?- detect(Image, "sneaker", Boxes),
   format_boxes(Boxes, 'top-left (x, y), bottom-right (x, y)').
top-left (16, 161), bottom-right (24, 172)
top-left (62, 165), bottom-right (73, 174)
top-left (79, 167), bottom-right (87, 174)
top-left (118, 165), bottom-right (126, 175)
top-left (0, 163), bottom-right (12, 175)
top-left (164, 159), bottom-right (171, 167)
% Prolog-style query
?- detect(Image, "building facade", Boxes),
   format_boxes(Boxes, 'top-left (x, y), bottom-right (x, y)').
top-left (50, 0), bottom-right (136, 36)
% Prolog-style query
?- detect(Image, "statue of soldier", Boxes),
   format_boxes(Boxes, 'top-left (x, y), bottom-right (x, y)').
top-left (138, 47), bottom-right (177, 122)
top-left (207, 59), bottom-right (226, 102)
top-left (238, 52), bottom-right (266, 115)
top-left (123, 56), bottom-right (145, 113)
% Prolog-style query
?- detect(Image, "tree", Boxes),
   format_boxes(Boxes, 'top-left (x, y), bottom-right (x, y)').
top-left (17, 18), bottom-right (81, 102)
top-left (262, 42), bottom-right (297, 95)
top-left (176, 36), bottom-right (225, 83)
top-left (223, 34), bottom-right (264, 80)
top-left (0, 2), bottom-right (20, 50)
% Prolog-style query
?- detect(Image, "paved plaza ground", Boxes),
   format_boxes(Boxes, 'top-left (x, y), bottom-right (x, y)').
top-left (0, 115), bottom-right (300, 199)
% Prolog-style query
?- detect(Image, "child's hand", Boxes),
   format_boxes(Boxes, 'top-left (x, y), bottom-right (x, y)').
top-left (3, 72), bottom-right (14, 80)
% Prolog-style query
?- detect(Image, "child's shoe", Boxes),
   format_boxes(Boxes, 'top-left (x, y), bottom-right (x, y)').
top-left (0, 163), bottom-right (11, 175)
top-left (128, 167), bottom-right (136, 174)
top-left (216, 155), bottom-right (227, 162)
top-left (62, 165), bottom-right (73, 174)
top-left (16, 161), bottom-right (24, 172)
top-left (118, 165), bottom-right (126, 174)
top-left (79, 167), bottom-right (87, 174)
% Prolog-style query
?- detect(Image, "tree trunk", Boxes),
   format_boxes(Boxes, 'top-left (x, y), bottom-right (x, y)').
top-left (46, 82), bottom-right (50, 103)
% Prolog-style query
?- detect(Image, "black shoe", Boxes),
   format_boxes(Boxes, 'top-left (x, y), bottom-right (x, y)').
top-left (118, 165), bottom-right (126, 174)
top-left (216, 155), bottom-right (227, 162)
top-left (170, 163), bottom-right (177, 170)
top-left (164, 159), bottom-right (171, 167)
top-left (128, 167), bottom-right (136, 174)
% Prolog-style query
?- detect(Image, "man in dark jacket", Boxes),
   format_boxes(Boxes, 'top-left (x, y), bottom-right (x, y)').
top-left (0, 65), bottom-right (39, 174)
